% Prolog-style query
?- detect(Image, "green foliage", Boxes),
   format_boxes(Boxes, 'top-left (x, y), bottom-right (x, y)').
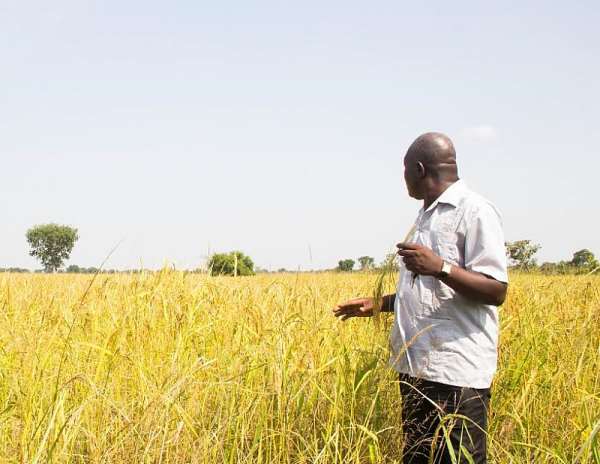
top-left (357, 256), bottom-right (375, 271)
top-left (66, 265), bottom-right (100, 274)
top-left (505, 240), bottom-right (541, 269)
top-left (26, 224), bottom-right (79, 273)
top-left (538, 249), bottom-right (598, 275)
top-left (337, 259), bottom-right (355, 272)
top-left (570, 249), bottom-right (599, 270)
top-left (208, 251), bottom-right (255, 276)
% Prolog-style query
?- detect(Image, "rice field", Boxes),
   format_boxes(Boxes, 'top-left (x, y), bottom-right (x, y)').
top-left (0, 271), bottom-right (598, 463)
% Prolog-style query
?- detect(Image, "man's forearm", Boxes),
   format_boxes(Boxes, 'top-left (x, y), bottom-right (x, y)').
top-left (375, 269), bottom-right (505, 313)
top-left (441, 266), bottom-right (507, 306)
top-left (380, 293), bottom-right (396, 312)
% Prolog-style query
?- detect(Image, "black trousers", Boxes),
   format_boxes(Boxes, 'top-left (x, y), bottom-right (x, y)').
top-left (399, 374), bottom-right (490, 464)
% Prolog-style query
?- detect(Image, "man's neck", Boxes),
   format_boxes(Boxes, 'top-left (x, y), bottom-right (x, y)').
top-left (422, 179), bottom-right (457, 210)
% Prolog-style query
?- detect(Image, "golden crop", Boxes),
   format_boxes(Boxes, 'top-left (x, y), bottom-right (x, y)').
top-left (0, 271), bottom-right (598, 463)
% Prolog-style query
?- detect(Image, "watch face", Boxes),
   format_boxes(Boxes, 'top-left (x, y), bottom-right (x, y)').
top-left (440, 261), bottom-right (451, 277)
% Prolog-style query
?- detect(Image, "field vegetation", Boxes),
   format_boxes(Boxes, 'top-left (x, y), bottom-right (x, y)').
top-left (0, 271), bottom-right (598, 463)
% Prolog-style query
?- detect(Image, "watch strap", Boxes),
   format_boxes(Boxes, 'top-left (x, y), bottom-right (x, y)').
top-left (438, 261), bottom-right (452, 278)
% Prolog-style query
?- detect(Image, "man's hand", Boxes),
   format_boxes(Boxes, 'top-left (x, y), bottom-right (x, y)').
top-left (333, 297), bottom-right (374, 321)
top-left (397, 242), bottom-right (443, 276)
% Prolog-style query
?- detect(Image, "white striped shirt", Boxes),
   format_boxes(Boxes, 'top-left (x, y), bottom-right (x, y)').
top-left (389, 180), bottom-right (508, 388)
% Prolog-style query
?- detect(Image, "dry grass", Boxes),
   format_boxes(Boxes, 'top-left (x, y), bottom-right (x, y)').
top-left (0, 271), bottom-right (598, 463)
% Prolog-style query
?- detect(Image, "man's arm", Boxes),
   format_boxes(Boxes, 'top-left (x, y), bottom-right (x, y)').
top-left (333, 293), bottom-right (396, 320)
top-left (440, 266), bottom-right (506, 306)
top-left (397, 243), bottom-right (507, 306)
top-left (398, 202), bottom-right (509, 306)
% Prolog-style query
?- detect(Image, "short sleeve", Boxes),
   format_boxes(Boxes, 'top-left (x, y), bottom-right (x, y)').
top-left (464, 202), bottom-right (509, 283)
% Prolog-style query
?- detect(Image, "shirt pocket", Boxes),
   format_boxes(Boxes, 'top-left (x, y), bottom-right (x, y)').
top-left (429, 216), bottom-right (461, 319)
top-left (437, 231), bottom-right (460, 264)
top-left (433, 213), bottom-right (463, 266)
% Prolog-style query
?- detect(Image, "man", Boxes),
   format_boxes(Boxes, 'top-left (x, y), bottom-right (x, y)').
top-left (333, 132), bottom-right (508, 463)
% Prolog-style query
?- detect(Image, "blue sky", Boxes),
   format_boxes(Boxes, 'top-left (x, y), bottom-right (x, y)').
top-left (2, 1), bottom-right (599, 270)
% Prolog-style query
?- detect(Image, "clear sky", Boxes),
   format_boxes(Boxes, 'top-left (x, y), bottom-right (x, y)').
top-left (2, 1), bottom-right (599, 271)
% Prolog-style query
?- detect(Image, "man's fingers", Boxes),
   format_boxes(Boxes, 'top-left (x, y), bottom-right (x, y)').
top-left (397, 249), bottom-right (419, 257)
top-left (333, 304), bottom-right (366, 319)
top-left (334, 297), bottom-right (368, 312)
top-left (333, 306), bottom-right (358, 316)
top-left (332, 297), bottom-right (371, 320)
top-left (402, 256), bottom-right (414, 265)
top-left (334, 305), bottom-right (361, 313)
top-left (397, 242), bottom-right (421, 251)
top-left (334, 303), bottom-right (360, 312)
top-left (335, 309), bottom-right (356, 320)
top-left (336, 297), bottom-right (364, 307)
top-left (403, 259), bottom-right (417, 272)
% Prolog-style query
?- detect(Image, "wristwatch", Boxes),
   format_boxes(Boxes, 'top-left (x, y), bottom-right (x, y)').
top-left (437, 260), bottom-right (452, 279)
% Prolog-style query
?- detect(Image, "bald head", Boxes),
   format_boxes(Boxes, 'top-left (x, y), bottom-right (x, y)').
top-left (406, 132), bottom-right (457, 176)
top-left (403, 132), bottom-right (459, 200)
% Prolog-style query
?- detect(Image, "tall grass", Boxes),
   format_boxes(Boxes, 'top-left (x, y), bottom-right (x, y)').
top-left (0, 271), bottom-right (597, 463)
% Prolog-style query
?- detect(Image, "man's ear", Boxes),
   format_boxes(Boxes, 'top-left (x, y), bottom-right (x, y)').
top-left (416, 161), bottom-right (426, 179)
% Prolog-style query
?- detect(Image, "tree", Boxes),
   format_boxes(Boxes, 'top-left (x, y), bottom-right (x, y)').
top-left (570, 249), bottom-right (599, 269)
top-left (505, 240), bottom-right (540, 269)
top-left (357, 256), bottom-right (375, 271)
top-left (26, 224), bottom-right (79, 273)
top-left (337, 259), bottom-right (355, 272)
top-left (208, 251), bottom-right (255, 276)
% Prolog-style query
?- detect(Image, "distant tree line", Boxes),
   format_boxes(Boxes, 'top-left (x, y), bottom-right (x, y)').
top-left (66, 265), bottom-right (101, 274)
top-left (506, 240), bottom-right (599, 275)
top-left (5, 223), bottom-right (599, 277)
top-left (0, 266), bottom-right (170, 274)
top-left (335, 254), bottom-right (398, 273)
top-left (333, 242), bottom-right (599, 275)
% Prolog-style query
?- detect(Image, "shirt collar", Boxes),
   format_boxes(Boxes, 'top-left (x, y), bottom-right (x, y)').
top-left (423, 179), bottom-right (468, 213)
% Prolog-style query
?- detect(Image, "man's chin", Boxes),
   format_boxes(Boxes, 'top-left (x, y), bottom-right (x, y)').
top-left (407, 190), bottom-right (422, 200)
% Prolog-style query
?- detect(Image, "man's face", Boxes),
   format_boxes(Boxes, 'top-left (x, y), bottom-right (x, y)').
top-left (403, 155), bottom-right (423, 199)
